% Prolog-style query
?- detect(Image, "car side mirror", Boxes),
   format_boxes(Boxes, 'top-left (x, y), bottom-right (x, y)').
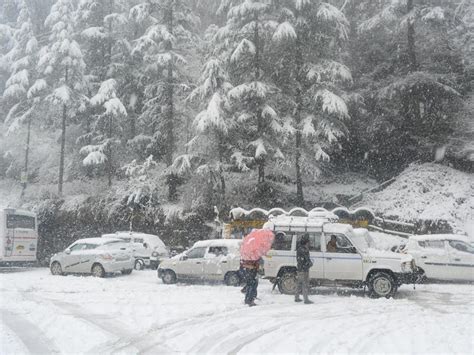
top-left (65, 248), bottom-right (71, 255)
top-left (349, 247), bottom-right (357, 254)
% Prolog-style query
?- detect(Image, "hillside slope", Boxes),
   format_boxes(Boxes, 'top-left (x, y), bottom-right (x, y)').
top-left (357, 163), bottom-right (474, 237)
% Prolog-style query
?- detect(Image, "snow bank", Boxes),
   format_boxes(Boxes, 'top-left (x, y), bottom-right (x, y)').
top-left (357, 163), bottom-right (474, 237)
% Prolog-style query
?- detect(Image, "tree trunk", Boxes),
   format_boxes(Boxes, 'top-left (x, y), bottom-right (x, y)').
top-left (254, 15), bottom-right (265, 184)
top-left (217, 132), bottom-right (226, 207)
top-left (406, 0), bottom-right (421, 134)
top-left (295, 29), bottom-right (304, 206)
top-left (107, 115), bottom-right (113, 187)
top-left (165, 2), bottom-right (174, 167)
top-left (407, 0), bottom-right (418, 72)
top-left (20, 116), bottom-right (31, 199)
top-left (58, 103), bottom-right (67, 196)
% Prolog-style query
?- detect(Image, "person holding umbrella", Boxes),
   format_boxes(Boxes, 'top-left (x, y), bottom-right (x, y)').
top-left (240, 229), bottom-right (275, 307)
top-left (295, 234), bottom-right (314, 304)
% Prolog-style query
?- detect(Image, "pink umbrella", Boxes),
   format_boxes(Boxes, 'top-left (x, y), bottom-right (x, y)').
top-left (240, 229), bottom-right (275, 261)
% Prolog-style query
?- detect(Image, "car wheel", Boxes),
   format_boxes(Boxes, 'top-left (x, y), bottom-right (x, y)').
top-left (162, 270), bottom-right (177, 284)
top-left (50, 262), bottom-right (63, 276)
top-left (134, 259), bottom-right (145, 271)
top-left (368, 272), bottom-right (396, 298)
top-left (278, 271), bottom-right (297, 295)
top-left (122, 269), bottom-right (133, 275)
top-left (91, 264), bottom-right (105, 278)
top-left (225, 272), bottom-right (240, 286)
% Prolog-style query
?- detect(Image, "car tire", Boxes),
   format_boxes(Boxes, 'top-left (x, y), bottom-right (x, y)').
top-left (134, 259), bottom-right (145, 271)
top-left (122, 269), bottom-right (133, 275)
top-left (91, 263), bottom-right (105, 278)
top-left (278, 271), bottom-right (298, 295)
top-left (50, 262), bottom-right (63, 276)
top-left (368, 271), bottom-right (396, 298)
top-left (224, 272), bottom-right (240, 286)
top-left (162, 270), bottom-right (177, 284)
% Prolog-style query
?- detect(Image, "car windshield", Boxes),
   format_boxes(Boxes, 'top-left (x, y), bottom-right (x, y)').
top-left (448, 240), bottom-right (474, 254)
top-left (349, 231), bottom-right (370, 252)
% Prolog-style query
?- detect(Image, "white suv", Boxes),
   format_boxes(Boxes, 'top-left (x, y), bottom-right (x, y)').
top-left (262, 213), bottom-right (417, 298)
top-left (158, 239), bottom-right (242, 286)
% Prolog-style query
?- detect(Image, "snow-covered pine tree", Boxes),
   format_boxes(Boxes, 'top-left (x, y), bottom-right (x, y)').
top-left (222, 0), bottom-right (284, 184)
top-left (38, 0), bottom-right (87, 195)
top-left (81, 79), bottom-right (127, 186)
top-left (183, 47), bottom-right (233, 207)
top-left (1, 0), bottom-right (44, 197)
top-left (272, 1), bottom-right (351, 205)
top-left (133, 0), bottom-right (199, 168)
top-left (359, 0), bottom-right (463, 165)
top-left (76, 0), bottom-right (130, 185)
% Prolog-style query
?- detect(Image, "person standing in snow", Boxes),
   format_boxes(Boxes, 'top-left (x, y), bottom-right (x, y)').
top-left (295, 234), bottom-right (313, 304)
top-left (241, 259), bottom-right (259, 306)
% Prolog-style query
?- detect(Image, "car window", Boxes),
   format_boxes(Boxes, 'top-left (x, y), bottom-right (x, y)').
top-left (325, 234), bottom-right (356, 253)
top-left (448, 240), bottom-right (474, 254)
top-left (134, 238), bottom-right (144, 243)
top-left (208, 246), bottom-right (228, 256)
top-left (296, 233), bottom-right (321, 252)
top-left (273, 231), bottom-right (293, 250)
top-left (84, 243), bottom-right (99, 250)
top-left (69, 243), bottom-right (87, 251)
top-left (423, 240), bottom-right (445, 249)
top-left (186, 247), bottom-right (207, 259)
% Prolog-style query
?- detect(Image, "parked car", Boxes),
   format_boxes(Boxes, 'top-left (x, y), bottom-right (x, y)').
top-left (50, 238), bottom-right (134, 277)
top-left (262, 212), bottom-right (417, 298)
top-left (403, 234), bottom-right (474, 282)
top-left (102, 232), bottom-right (169, 270)
top-left (158, 239), bottom-right (242, 286)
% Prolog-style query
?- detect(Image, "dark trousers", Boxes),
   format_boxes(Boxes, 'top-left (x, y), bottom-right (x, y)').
top-left (295, 270), bottom-right (309, 301)
top-left (244, 268), bottom-right (258, 304)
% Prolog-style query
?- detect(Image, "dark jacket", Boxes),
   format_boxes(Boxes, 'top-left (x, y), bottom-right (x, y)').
top-left (296, 242), bottom-right (313, 272)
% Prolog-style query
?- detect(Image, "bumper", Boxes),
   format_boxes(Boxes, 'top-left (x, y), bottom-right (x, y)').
top-left (395, 270), bottom-right (425, 285)
top-left (102, 259), bottom-right (134, 273)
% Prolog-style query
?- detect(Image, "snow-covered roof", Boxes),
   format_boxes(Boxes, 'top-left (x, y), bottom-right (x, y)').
top-left (409, 234), bottom-right (469, 242)
top-left (102, 232), bottom-right (166, 248)
top-left (193, 239), bottom-right (242, 249)
top-left (73, 237), bottom-right (122, 245)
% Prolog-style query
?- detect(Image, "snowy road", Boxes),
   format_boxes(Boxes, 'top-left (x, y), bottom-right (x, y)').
top-left (0, 269), bottom-right (473, 354)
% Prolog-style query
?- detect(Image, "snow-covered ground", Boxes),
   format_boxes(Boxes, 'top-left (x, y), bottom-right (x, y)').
top-left (358, 163), bottom-right (474, 238)
top-left (1, 268), bottom-right (473, 354)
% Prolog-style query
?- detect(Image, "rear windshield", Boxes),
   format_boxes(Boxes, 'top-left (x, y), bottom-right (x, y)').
top-left (6, 214), bottom-right (36, 229)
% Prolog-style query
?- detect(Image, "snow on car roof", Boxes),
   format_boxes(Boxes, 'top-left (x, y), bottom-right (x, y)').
top-left (410, 234), bottom-right (469, 242)
top-left (73, 237), bottom-right (123, 245)
top-left (193, 239), bottom-right (242, 249)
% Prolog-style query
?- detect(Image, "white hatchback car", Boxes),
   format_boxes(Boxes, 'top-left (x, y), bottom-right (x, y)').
top-left (404, 235), bottom-right (474, 282)
top-left (158, 239), bottom-right (242, 286)
top-left (50, 238), bottom-right (134, 277)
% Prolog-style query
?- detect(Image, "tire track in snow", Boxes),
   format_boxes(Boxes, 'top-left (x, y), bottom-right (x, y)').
top-left (0, 308), bottom-right (60, 354)
top-left (20, 291), bottom-right (143, 354)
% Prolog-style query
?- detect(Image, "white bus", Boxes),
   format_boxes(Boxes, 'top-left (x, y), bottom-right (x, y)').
top-left (0, 208), bottom-right (38, 264)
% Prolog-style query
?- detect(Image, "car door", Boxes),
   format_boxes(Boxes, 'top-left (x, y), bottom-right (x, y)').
top-left (294, 233), bottom-right (324, 280)
top-left (322, 233), bottom-right (363, 281)
top-left (63, 243), bottom-right (87, 273)
top-left (177, 247), bottom-right (206, 279)
top-left (414, 240), bottom-right (450, 280)
top-left (446, 240), bottom-right (474, 281)
top-left (76, 243), bottom-right (100, 273)
top-left (203, 246), bottom-right (229, 281)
